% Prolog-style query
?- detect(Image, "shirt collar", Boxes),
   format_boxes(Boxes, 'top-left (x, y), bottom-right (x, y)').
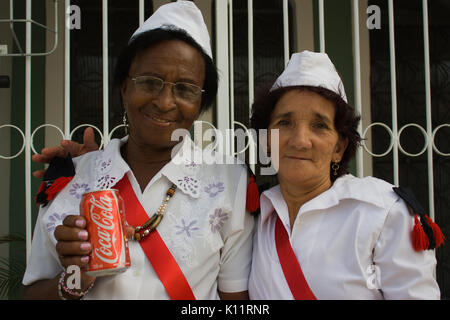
top-left (259, 185), bottom-right (287, 226)
top-left (97, 135), bottom-right (204, 199)
top-left (160, 135), bottom-right (204, 198)
top-left (259, 174), bottom-right (388, 227)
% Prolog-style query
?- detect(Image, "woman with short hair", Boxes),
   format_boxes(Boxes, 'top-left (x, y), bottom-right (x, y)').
top-left (23, 1), bottom-right (254, 300)
top-left (248, 51), bottom-right (442, 299)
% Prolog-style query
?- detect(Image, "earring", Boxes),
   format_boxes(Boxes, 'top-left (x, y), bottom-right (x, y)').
top-left (123, 110), bottom-right (128, 135)
top-left (331, 160), bottom-right (340, 176)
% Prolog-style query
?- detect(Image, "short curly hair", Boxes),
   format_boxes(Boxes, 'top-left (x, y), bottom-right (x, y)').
top-left (250, 84), bottom-right (362, 182)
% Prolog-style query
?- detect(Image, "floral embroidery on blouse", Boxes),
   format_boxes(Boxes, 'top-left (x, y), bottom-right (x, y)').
top-left (185, 161), bottom-right (198, 168)
top-left (176, 176), bottom-right (201, 197)
top-left (45, 212), bottom-right (69, 233)
top-left (95, 174), bottom-right (118, 190)
top-left (181, 160), bottom-right (201, 176)
top-left (95, 153), bottom-right (113, 175)
top-left (69, 183), bottom-right (90, 199)
top-left (209, 208), bottom-right (229, 233)
top-left (175, 219), bottom-right (200, 238)
top-left (204, 182), bottom-right (225, 198)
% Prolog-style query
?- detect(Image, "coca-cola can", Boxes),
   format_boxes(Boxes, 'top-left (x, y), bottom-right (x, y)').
top-left (80, 189), bottom-right (131, 277)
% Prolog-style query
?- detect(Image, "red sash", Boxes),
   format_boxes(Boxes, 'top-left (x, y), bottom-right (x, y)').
top-left (115, 175), bottom-right (196, 300)
top-left (275, 215), bottom-right (317, 300)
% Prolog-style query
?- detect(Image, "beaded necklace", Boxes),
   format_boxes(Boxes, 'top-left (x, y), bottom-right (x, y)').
top-left (130, 183), bottom-right (177, 241)
top-left (120, 144), bottom-right (177, 241)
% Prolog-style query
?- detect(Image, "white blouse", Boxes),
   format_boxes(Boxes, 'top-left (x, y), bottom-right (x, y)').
top-left (23, 136), bottom-right (255, 299)
top-left (249, 174), bottom-right (440, 300)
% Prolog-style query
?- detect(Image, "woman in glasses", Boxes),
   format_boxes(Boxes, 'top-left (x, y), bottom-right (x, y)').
top-left (22, 1), bottom-right (254, 300)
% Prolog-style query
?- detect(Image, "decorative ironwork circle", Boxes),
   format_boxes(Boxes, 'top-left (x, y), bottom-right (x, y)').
top-left (70, 124), bottom-right (104, 150)
top-left (362, 122), bottom-right (394, 157)
top-left (432, 124), bottom-right (450, 156)
top-left (31, 124), bottom-right (65, 155)
top-left (108, 124), bottom-right (127, 140)
top-left (232, 120), bottom-right (254, 156)
top-left (193, 120), bottom-right (220, 151)
top-left (0, 124), bottom-right (26, 159)
top-left (397, 123), bottom-right (428, 157)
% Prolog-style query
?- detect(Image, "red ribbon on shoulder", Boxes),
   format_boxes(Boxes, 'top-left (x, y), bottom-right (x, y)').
top-left (115, 175), bottom-right (196, 300)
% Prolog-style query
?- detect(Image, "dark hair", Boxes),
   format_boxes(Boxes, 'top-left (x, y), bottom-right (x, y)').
top-left (114, 28), bottom-right (218, 113)
top-left (250, 84), bottom-right (362, 182)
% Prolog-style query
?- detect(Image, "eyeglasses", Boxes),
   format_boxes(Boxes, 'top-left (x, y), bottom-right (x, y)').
top-left (130, 75), bottom-right (205, 103)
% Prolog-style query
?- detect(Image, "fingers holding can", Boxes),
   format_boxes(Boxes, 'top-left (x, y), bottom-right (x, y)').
top-left (54, 215), bottom-right (92, 269)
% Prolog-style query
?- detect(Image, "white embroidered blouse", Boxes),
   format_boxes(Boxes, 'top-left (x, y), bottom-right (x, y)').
top-left (23, 136), bottom-right (255, 299)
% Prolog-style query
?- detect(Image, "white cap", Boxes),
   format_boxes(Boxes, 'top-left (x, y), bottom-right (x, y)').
top-left (271, 51), bottom-right (348, 103)
top-left (129, 1), bottom-right (212, 58)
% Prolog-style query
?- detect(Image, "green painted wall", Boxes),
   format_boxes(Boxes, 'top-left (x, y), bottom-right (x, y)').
top-left (313, 0), bottom-right (357, 175)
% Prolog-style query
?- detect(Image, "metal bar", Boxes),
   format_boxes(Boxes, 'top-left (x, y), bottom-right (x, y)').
top-left (283, 0), bottom-right (289, 65)
top-left (248, 0), bottom-right (254, 108)
top-left (352, 0), bottom-right (363, 177)
top-left (388, 0), bottom-right (399, 185)
top-left (318, 0), bottom-right (325, 52)
top-left (139, 0), bottom-right (145, 26)
top-left (422, 0), bottom-right (435, 220)
top-left (0, 19), bottom-right (57, 33)
top-left (65, 0), bottom-right (71, 138)
top-left (248, 0), bottom-right (256, 173)
top-left (2, 1), bottom-right (59, 57)
top-left (25, 0), bottom-right (32, 260)
top-left (9, 0), bottom-right (24, 54)
top-left (102, 0), bottom-right (109, 145)
top-left (229, 0), bottom-right (235, 154)
top-left (215, 0), bottom-right (230, 154)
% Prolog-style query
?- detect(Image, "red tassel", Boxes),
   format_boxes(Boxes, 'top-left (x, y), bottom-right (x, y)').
top-left (412, 215), bottom-right (429, 251)
top-left (45, 176), bottom-right (73, 201)
top-left (246, 175), bottom-right (260, 213)
top-left (425, 215), bottom-right (445, 249)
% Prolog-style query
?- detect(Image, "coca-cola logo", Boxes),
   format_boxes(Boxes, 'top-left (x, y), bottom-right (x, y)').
top-left (89, 194), bottom-right (121, 265)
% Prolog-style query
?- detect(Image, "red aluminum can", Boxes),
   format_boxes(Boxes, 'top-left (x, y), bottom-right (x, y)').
top-left (80, 189), bottom-right (131, 277)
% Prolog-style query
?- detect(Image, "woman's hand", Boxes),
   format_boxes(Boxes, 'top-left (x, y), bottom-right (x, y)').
top-left (54, 215), bottom-right (96, 290)
top-left (32, 127), bottom-right (99, 179)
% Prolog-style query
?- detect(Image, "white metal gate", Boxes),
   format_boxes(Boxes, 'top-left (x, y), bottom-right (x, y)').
top-left (1, 0), bottom-right (449, 293)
